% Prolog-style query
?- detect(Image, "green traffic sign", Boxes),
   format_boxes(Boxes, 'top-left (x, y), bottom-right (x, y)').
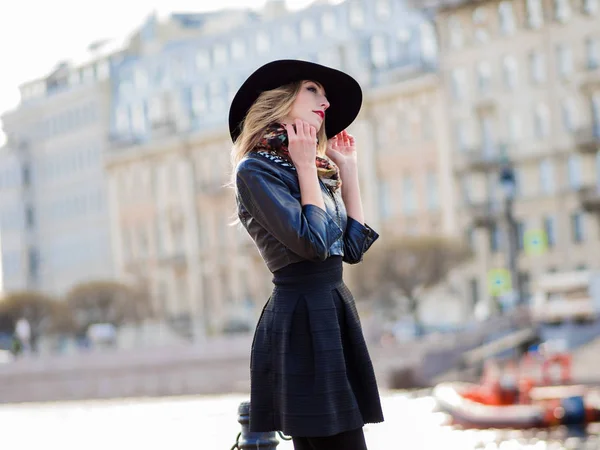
top-left (487, 268), bottom-right (512, 296)
top-left (524, 229), bottom-right (548, 255)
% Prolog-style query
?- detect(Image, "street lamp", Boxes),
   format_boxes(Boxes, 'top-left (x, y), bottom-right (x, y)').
top-left (498, 161), bottom-right (523, 310)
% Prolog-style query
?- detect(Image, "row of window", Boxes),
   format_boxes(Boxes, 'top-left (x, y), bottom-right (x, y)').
top-left (379, 171), bottom-right (440, 218)
top-left (447, 0), bottom-right (599, 50)
top-left (38, 144), bottom-right (102, 182)
top-left (451, 38), bottom-right (600, 101)
top-left (480, 211), bottom-right (587, 254)
top-left (455, 96), bottom-right (600, 150)
top-left (38, 190), bottom-right (105, 223)
top-left (0, 190), bottom-right (104, 232)
top-left (21, 61), bottom-right (110, 101)
top-left (463, 152), bottom-right (599, 201)
top-left (20, 102), bottom-right (100, 143)
top-left (43, 233), bottom-right (111, 271)
top-left (119, 0), bottom-right (397, 94)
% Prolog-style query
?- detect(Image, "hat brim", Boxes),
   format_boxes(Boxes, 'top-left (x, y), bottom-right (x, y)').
top-left (228, 60), bottom-right (362, 143)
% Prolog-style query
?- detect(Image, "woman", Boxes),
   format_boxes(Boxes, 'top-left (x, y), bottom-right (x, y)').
top-left (229, 60), bottom-right (384, 450)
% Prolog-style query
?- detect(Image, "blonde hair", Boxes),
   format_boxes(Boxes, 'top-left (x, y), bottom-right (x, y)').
top-left (230, 80), bottom-right (328, 175)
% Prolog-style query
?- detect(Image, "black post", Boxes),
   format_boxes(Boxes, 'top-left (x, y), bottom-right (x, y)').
top-left (500, 164), bottom-right (523, 311)
top-left (231, 401), bottom-right (280, 450)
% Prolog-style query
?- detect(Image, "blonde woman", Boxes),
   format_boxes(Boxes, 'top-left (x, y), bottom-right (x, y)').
top-left (229, 60), bottom-right (384, 450)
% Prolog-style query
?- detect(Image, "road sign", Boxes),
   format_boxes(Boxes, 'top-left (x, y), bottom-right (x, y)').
top-left (487, 268), bottom-right (512, 296)
top-left (524, 229), bottom-right (548, 256)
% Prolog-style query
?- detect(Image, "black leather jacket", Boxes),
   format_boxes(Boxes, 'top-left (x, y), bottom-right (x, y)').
top-left (235, 151), bottom-right (379, 273)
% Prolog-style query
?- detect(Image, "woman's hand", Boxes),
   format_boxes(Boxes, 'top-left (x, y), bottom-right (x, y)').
top-left (326, 130), bottom-right (357, 171)
top-left (284, 119), bottom-right (317, 170)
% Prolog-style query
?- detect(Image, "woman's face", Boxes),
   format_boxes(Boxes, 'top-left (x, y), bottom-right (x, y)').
top-left (282, 80), bottom-right (330, 131)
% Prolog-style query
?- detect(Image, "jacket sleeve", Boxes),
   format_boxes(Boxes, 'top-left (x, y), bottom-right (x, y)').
top-left (236, 157), bottom-right (343, 261)
top-left (342, 217), bottom-right (380, 264)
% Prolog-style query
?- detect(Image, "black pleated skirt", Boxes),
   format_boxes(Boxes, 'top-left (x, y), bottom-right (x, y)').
top-left (249, 256), bottom-right (384, 438)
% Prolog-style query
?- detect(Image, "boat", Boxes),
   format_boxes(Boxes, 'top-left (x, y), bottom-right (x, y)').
top-left (433, 381), bottom-right (600, 429)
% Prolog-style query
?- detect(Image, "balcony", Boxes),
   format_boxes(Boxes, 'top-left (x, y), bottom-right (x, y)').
top-left (454, 143), bottom-right (507, 174)
top-left (413, 0), bottom-right (479, 11)
top-left (573, 125), bottom-right (600, 153)
top-left (578, 185), bottom-right (600, 212)
top-left (474, 93), bottom-right (497, 114)
top-left (466, 201), bottom-right (500, 229)
top-left (580, 60), bottom-right (600, 92)
top-left (157, 251), bottom-right (188, 269)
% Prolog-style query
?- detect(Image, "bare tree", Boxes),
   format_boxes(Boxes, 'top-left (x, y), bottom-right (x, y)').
top-left (65, 280), bottom-right (152, 334)
top-left (348, 235), bottom-right (472, 333)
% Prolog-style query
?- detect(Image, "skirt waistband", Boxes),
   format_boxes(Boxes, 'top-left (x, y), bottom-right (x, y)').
top-left (272, 256), bottom-right (343, 287)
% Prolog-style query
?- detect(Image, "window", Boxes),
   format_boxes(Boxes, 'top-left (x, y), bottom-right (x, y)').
top-left (473, 7), bottom-right (490, 43)
top-left (567, 154), bottom-right (582, 188)
top-left (321, 12), bottom-right (336, 33)
top-left (348, 3), bottom-right (365, 28)
top-left (526, 0), bottom-right (544, 29)
top-left (448, 15), bottom-right (464, 49)
top-left (196, 50), bottom-right (210, 70)
top-left (594, 93), bottom-right (600, 126)
top-left (561, 98), bottom-right (577, 132)
top-left (421, 22), bottom-right (438, 61)
top-left (502, 55), bottom-right (519, 90)
top-left (131, 104), bottom-right (146, 134)
top-left (147, 96), bottom-right (165, 123)
top-left (451, 68), bottom-right (467, 100)
top-left (231, 39), bottom-right (245, 60)
top-left (426, 171), bottom-right (439, 210)
top-left (96, 60), bottom-right (110, 80)
top-left (584, 0), bottom-right (599, 14)
top-left (256, 32), bottom-right (270, 53)
top-left (539, 159), bottom-right (555, 194)
top-left (554, 0), bottom-right (571, 21)
top-left (571, 212), bottom-right (584, 243)
top-left (375, 0), bottom-right (391, 19)
top-left (456, 120), bottom-right (470, 151)
top-left (499, 1), bottom-right (516, 35)
top-left (379, 180), bottom-right (391, 219)
top-left (300, 19), bottom-right (316, 40)
top-left (508, 111), bottom-right (522, 143)
top-left (556, 44), bottom-right (573, 78)
top-left (477, 61), bottom-right (492, 93)
top-left (529, 51), bottom-right (546, 83)
top-left (402, 176), bottom-right (417, 214)
top-left (209, 81), bottom-right (225, 111)
top-left (534, 103), bottom-right (550, 138)
top-left (480, 116), bottom-right (496, 153)
top-left (212, 44), bottom-right (227, 65)
top-left (586, 37), bottom-right (600, 69)
top-left (543, 216), bottom-right (556, 248)
top-left (370, 35), bottom-right (388, 68)
top-left (191, 86), bottom-right (207, 115)
top-left (281, 25), bottom-right (297, 44)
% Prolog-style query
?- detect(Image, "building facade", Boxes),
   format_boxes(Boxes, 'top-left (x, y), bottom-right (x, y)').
top-left (0, 44), bottom-right (122, 295)
top-left (426, 0), bottom-right (600, 313)
top-left (105, 0), bottom-right (448, 337)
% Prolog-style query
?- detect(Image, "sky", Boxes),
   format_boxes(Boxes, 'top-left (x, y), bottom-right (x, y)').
top-left (0, 0), bottom-right (319, 144)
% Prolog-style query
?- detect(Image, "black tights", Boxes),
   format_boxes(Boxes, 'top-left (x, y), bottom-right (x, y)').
top-left (292, 428), bottom-right (368, 450)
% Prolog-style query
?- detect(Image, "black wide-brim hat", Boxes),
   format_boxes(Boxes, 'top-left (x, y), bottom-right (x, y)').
top-left (228, 59), bottom-right (363, 143)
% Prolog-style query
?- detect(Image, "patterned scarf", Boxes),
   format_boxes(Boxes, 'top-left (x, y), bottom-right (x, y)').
top-left (254, 123), bottom-right (341, 191)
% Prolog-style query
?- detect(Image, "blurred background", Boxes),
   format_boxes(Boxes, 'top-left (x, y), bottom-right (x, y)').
top-left (1, 0), bottom-right (600, 448)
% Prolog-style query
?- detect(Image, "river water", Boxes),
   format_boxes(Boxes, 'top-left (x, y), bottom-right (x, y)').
top-left (1, 391), bottom-right (599, 449)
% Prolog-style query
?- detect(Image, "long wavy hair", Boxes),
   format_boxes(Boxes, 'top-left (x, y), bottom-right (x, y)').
top-left (229, 80), bottom-right (328, 178)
